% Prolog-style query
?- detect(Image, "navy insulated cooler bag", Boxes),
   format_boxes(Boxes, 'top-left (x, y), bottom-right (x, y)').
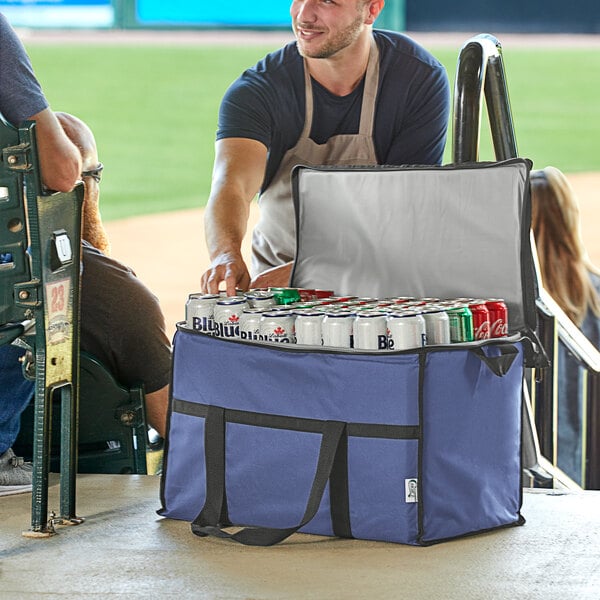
top-left (160, 159), bottom-right (538, 546)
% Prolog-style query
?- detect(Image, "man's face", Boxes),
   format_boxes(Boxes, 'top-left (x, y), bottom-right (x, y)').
top-left (290, 0), bottom-right (370, 59)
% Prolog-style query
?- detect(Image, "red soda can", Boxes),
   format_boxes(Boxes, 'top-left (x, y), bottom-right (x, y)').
top-left (313, 289), bottom-right (335, 299)
top-left (297, 288), bottom-right (317, 301)
top-left (486, 299), bottom-right (509, 338)
top-left (469, 301), bottom-right (491, 340)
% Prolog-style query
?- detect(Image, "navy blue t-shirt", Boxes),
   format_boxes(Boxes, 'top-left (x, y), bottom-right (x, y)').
top-left (0, 12), bottom-right (48, 125)
top-left (217, 30), bottom-right (450, 192)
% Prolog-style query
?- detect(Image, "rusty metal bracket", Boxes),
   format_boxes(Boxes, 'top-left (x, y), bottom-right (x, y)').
top-left (3, 142), bottom-right (33, 173)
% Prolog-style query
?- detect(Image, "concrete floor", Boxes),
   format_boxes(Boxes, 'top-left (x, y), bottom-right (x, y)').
top-left (1, 476), bottom-right (600, 599)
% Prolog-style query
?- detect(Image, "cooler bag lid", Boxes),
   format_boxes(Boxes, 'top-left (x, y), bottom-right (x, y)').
top-left (291, 159), bottom-right (536, 336)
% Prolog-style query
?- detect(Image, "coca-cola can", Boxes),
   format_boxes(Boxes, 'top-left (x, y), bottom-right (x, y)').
top-left (469, 300), bottom-right (491, 340)
top-left (312, 289), bottom-right (335, 299)
top-left (354, 311), bottom-right (388, 350)
top-left (239, 308), bottom-right (263, 341)
top-left (213, 296), bottom-right (248, 338)
top-left (387, 312), bottom-right (426, 350)
top-left (322, 310), bottom-right (355, 348)
top-left (421, 309), bottom-right (451, 345)
top-left (294, 310), bottom-right (324, 346)
top-left (185, 293), bottom-right (220, 334)
top-left (244, 290), bottom-right (277, 309)
top-left (486, 299), bottom-right (509, 338)
top-left (259, 311), bottom-right (295, 343)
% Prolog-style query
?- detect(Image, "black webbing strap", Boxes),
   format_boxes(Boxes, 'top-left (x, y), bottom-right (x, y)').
top-left (470, 343), bottom-right (519, 377)
top-left (191, 405), bottom-right (349, 546)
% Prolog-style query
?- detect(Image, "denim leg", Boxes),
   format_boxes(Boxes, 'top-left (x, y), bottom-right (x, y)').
top-left (0, 344), bottom-right (35, 454)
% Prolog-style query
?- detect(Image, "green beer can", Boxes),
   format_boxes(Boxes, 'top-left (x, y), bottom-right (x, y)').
top-left (446, 305), bottom-right (474, 343)
top-left (269, 287), bottom-right (302, 305)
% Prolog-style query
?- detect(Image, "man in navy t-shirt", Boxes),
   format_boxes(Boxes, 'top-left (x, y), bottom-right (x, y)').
top-left (201, 0), bottom-right (450, 295)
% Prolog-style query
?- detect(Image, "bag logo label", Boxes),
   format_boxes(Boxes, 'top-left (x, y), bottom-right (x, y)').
top-left (405, 478), bottom-right (418, 503)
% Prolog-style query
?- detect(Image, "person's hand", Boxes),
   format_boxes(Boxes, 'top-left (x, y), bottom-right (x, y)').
top-left (250, 262), bottom-right (293, 290)
top-left (201, 251), bottom-right (251, 296)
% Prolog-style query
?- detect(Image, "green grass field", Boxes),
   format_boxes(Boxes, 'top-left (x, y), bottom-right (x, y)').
top-left (25, 42), bottom-right (600, 221)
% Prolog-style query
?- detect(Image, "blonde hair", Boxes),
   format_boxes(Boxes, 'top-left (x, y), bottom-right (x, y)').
top-left (530, 166), bottom-right (600, 326)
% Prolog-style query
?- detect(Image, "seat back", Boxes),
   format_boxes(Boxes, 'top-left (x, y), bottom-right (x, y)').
top-left (14, 352), bottom-right (148, 474)
top-left (1, 115), bottom-right (150, 533)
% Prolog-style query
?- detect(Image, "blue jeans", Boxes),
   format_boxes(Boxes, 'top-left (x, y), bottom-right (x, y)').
top-left (0, 344), bottom-right (34, 455)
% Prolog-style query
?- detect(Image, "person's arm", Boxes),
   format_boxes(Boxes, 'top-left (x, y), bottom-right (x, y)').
top-left (30, 107), bottom-right (81, 193)
top-left (200, 137), bottom-right (267, 296)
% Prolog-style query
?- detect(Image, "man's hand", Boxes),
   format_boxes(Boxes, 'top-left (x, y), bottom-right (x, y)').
top-left (249, 262), bottom-right (293, 290)
top-left (201, 251), bottom-right (251, 297)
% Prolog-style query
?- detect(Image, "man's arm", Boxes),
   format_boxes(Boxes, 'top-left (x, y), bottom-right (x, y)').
top-left (201, 137), bottom-right (267, 296)
top-left (30, 107), bottom-right (81, 193)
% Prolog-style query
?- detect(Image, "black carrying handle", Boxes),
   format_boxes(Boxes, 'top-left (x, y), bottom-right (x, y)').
top-left (191, 405), bottom-right (347, 546)
top-left (470, 343), bottom-right (519, 377)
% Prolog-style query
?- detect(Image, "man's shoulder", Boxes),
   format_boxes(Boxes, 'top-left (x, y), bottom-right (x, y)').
top-left (374, 29), bottom-right (445, 71)
top-left (241, 42), bottom-right (303, 88)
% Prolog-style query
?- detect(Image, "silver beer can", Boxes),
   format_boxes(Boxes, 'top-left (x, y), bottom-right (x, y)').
top-left (354, 311), bottom-right (389, 350)
top-left (422, 309), bottom-right (451, 345)
top-left (244, 290), bottom-right (277, 309)
top-left (213, 296), bottom-right (248, 338)
top-left (294, 310), bottom-right (324, 346)
top-left (185, 293), bottom-right (220, 334)
top-left (322, 310), bottom-right (355, 349)
top-left (387, 311), bottom-right (426, 350)
top-left (259, 311), bottom-right (296, 343)
top-left (239, 308), bottom-right (264, 342)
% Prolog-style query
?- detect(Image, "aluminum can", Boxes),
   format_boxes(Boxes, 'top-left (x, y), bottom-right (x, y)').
top-left (297, 289), bottom-right (318, 301)
top-left (259, 311), bottom-right (295, 343)
top-left (354, 311), bottom-right (389, 350)
top-left (313, 289), bottom-right (335, 299)
top-left (322, 310), bottom-right (355, 349)
top-left (469, 301), bottom-right (491, 340)
top-left (294, 310), bottom-right (325, 346)
top-left (213, 297), bottom-right (248, 338)
top-left (446, 305), bottom-right (474, 343)
top-left (185, 293), bottom-right (219, 334)
top-left (244, 290), bottom-right (277, 309)
top-left (421, 309), bottom-right (451, 345)
top-left (486, 299), bottom-right (509, 338)
top-left (239, 308), bottom-right (263, 341)
top-left (269, 287), bottom-right (302, 305)
top-left (387, 312), bottom-right (426, 350)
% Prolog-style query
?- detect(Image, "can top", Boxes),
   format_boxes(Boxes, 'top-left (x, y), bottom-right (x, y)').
top-left (262, 310), bottom-right (296, 318)
top-left (324, 310), bottom-right (357, 318)
top-left (356, 310), bottom-right (388, 319)
top-left (245, 290), bottom-right (275, 299)
top-left (217, 297), bottom-right (247, 305)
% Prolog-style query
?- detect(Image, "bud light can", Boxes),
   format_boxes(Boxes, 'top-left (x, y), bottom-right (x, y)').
top-left (185, 293), bottom-right (220, 334)
top-left (239, 308), bottom-right (263, 341)
top-left (469, 301), bottom-right (491, 340)
top-left (259, 311), bottom-right (295, 343)
top-left (214, 296), bottom-right (248, 338)
top-left (387, 312), bottom-right (426, 350)
top-left (294, 310), bottom-right (324, 346)
top-left (446, 305), bottom-right (474, 343)
top-left (486, 299), bottom-right (509, 338)
top-left (322, 310), bottom-right (355, 349)
top-left (354, 311), bottom-right (388, 350)
top-left (421, 309), bottom-right (451, 345)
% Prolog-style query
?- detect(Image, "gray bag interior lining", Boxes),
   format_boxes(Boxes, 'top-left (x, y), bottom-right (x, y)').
top-left (291, 160), bottom-right (535, 334)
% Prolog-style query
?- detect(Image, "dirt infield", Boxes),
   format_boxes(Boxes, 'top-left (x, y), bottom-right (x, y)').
top-left (105, 172), bottom-right (600, 339)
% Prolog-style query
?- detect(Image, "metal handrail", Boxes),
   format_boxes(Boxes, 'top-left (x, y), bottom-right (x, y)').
top-left (453, 34), bottom-right (599, 489)
top-left (453, 33), bottom-right (518, 163)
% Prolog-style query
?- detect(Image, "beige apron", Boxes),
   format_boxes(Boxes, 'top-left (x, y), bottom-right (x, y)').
top-left (251, 38), bottom-right (380, 275)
